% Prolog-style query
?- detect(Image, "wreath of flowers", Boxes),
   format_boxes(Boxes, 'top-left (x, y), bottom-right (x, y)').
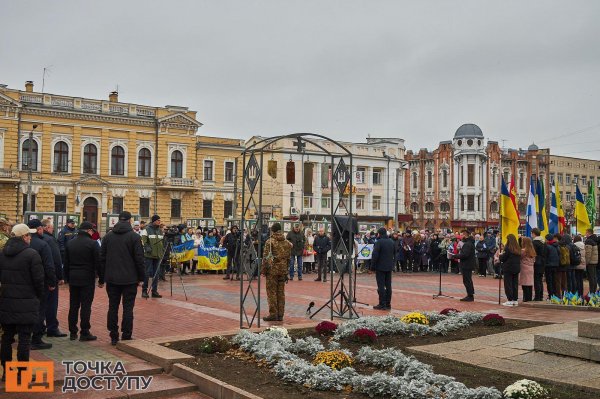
top-left (313, 350), bottom-right (353, 370)
top-left (400, 312), bottom-right (429, 325)
top-left (551, 291), bottom-right (600, 307)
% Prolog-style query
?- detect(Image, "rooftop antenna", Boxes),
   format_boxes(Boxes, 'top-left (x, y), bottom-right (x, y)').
top-left (42, 66), bottom-right (53, 93)
top-left (501, 139), bottom-right (507, 150)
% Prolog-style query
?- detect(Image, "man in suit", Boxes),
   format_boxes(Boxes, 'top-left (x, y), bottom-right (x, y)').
top-left (371, 227), bottom-right (395, 310)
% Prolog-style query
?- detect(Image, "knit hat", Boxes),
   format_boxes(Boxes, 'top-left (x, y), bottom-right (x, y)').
top-left (151, 215), bottom-right (161, 223)
top-left (27, 219), bottom-right (42, 229)
top-left (118, 211), bottom-right (132, 221)
top-left (79, 221), bottom-right (94, 230)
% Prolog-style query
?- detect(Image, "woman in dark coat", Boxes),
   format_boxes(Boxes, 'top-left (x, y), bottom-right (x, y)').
top-left (0, 224), bottom-right (45, 380)
top-left (500, 234), bottom-right (521, 306)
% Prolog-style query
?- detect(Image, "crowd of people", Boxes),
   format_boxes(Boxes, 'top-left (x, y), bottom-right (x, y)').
top-left (1, 210), bottom-right (599, 381)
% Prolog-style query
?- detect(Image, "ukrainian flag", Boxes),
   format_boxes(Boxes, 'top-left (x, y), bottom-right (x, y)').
top-left (575, 184), bottom-right (591, 234)
top-left (197, 247), bottom-right (228, 270)
top-left (501, 177), bottom-right (520, 244)
top-left (171, 240), bottom-right (196, 262)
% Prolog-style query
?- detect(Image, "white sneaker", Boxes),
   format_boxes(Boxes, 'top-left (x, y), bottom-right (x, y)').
top-left (502, 301), bottom-right (513, 306)
top-left (511, 301), bottom-right (519, 307)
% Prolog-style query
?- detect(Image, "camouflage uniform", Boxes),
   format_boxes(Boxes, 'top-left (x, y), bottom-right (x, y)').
top-left (0, 232), bottom-right (8, 252)
top-left (263, 231), bottom-right (292, 320)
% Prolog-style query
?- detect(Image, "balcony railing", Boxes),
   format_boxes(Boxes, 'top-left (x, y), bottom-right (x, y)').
top-left (159, 177), bottom-right (198, 188)
top-left (0, 168), bottom-right (19, 179)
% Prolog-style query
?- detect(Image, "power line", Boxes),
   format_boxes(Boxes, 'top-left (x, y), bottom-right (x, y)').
top-left (537, 122), bottom-right (600, 144)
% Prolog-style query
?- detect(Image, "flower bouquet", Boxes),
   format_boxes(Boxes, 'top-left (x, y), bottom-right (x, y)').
top-left (313, 350), bottom-right (353, 370)
top-left (315, 320), bottom-right (338, 336)
top-left (400, 312), bottom-right (429, 325)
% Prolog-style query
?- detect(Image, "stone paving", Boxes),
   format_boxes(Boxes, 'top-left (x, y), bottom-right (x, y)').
top-left (409, 321), bottom-right (600, 393)
top-left (1, 271), bottom-right (598, 397)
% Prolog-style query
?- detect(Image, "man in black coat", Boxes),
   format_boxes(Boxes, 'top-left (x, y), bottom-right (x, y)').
top-left (451, 230), bottom-right (476, 302)
top-left (371, 227), bottom-right (394, 310)
top-left (0, 224), bottom-right (45, 382)
top-left (313, 228), bottom-right (331, 282)
top-left (99, 211), bottom-right (145, 345)
top-left (41, 218), bottom-right (67, 338)
top-left (58, 218), bottom-right (77, 260)
top-left (65, 222), bottom-right (101, 341)
top-left (27, 219), bottom-right (56, 350)
top-left (223, 225), bottom-right (241, 281)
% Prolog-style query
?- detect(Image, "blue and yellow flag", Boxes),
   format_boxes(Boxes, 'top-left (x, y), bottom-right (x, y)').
top-left (501, 177), bottom-right (520, 244)
top-left (575, 184), bottom-right (591, 234)
top-left (171, 240), bottom-right (196, 262)
top-left (197, 247), bottom-right (228, 270)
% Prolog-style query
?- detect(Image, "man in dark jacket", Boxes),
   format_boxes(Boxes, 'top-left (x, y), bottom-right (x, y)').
top-left (452, 230), bottom-right (476, 302)
top-left (223, 225), bottom-right (241, 281)
top-left (286, 224), bottom-right (305, 281)
top-left (41, 218), bottom-right (67, 337)
top-left (65, 222), bottom-right (100, 341)
top-left (584, 229), bottom-right (598, 294)
top-left (27, 219), bottom-right (56, 350)
top-left (531, 228), bottom-right (547, 301)
top-left (0, 224), bottom-right (44, 382)
top-left (140, 215), bottom-right (164, 298)
top-left (100, 211), bottom-right (145, 345)
top-left (313, 228), bottom-right (331, 282)
top-left (371, 228), bottom-right (394, 310)
top-left (58, 219), bottom-right (77, 260)
top-left (545, 234), bottom-right (560, 298)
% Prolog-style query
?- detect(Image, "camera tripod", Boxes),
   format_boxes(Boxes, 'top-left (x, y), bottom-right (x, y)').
top-left (147, 240), bottom-right (189, 301)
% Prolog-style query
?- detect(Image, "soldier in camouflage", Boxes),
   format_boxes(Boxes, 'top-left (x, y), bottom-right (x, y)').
top-left (262, 223), bottom-right (292, 322)
top-left (0, 218), bottom-right (10, 251)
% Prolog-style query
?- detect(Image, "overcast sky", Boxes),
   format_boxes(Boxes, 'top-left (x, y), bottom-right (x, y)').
top-left (2, 0), bottom-right (599, 158)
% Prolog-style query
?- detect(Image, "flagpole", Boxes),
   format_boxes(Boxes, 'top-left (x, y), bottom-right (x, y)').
top-left (498, 215), bottom-right (502, 305)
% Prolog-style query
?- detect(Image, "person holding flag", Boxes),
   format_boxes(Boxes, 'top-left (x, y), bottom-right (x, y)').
top-left (537, 179), bottom-right (549, 237)
top-left (549, 181), bottom-right (566, 234)
top-left (575, 184), bottom-right (591, 235)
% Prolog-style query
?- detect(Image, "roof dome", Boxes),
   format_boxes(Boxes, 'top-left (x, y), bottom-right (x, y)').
top-left (454, 124), bottom-right (483, 138)
top-left (528, 143), bottom-right (539, 151)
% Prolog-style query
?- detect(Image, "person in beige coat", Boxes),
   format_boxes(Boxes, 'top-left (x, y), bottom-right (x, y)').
top-left (574, 235), bottom-right (587, 296)
top-left (519, 237), bottom-right (536, 302)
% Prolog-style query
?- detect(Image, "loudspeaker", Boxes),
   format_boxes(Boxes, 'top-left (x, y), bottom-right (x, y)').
top-left (332, 215), bottom-right (358, 252)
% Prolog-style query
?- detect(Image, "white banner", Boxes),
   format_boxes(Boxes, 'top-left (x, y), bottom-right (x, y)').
top-left (357, 244), bottom-right (374, 260)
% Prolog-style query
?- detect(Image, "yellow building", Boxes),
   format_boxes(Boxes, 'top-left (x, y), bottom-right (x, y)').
top-left (0, 81), bottom-right (239, 230)
top-left (195, 136), bottom-right (244, 229)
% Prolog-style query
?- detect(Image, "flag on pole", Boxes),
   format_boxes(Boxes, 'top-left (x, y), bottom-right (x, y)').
top-left (501, 177), bottom-right (520, 244)
top-left (586, 180), bottom-right (596, 227)
top-left (575, 184), bottom-right (591, 234)
top-left (549, 181), bottom-right (566, 234)
top-left (537, 179), bottom-right (549, 236)
top-left (525, 177), bottom-right (538, 237)
top-left (509, 177), bottom-right (520, 221)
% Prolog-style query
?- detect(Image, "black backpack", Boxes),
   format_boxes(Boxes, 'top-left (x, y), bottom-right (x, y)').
top-left (570, 244), bottom-right (581, 266)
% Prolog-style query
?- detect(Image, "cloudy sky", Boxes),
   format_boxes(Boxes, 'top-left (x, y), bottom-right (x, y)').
top-left (2, 0), bottom-right (599, 157)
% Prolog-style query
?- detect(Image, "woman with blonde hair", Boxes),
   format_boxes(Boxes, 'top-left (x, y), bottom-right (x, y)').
top-left (520, 237), bottom-right (536, 302)
top-left (500, 234), bottom-right (521, 306)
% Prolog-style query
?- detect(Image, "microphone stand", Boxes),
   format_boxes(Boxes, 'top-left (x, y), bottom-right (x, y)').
top-left (432, 254), bottom-right (453, 299)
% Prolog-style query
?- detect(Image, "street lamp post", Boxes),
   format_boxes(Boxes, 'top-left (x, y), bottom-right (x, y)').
top-left (26, 124), bottom-right (38, 213)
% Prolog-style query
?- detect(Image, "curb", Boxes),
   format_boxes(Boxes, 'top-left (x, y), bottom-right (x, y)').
top-left (172, 364), bottom-right (262, 399)
top-left (118, 340), bottom-right (194, 372)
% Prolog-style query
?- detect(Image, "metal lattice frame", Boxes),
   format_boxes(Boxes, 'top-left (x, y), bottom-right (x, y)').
top-left (239, 133), bottom-right (356, 329)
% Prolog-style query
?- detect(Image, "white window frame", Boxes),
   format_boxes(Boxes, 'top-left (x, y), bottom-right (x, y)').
top-left (136, 145), bottom-right (155, 178)
top-left (355, 167), bottom-right (366, 184)
top-left (321, 196), bottom-right (331, 210)
top-left (224, 160), bottom-right (235, 183)
top-left (19, 134), bottom-right (43, 172)
top-left (372, 195), bottom-right (381, 211)
top-left (51, 136), bottom-right (73, 174)
top-left (108, 142), bottom-right (128, 177)
top-left (167, 147), bottom-right (187, 179)
top-left (203, 159), bottom-right (214, 181)
top-left (356, 195), bottom-right (365, 210)
top-left (80, 138), bottom-right (101, 175)
top-left (372, 168), bottom-right (382, 185)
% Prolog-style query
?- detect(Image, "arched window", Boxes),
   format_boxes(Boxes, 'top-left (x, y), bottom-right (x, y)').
top-left (490, 201), bottom-right (499, 213)
top-left (83, 144), bottom-right (97, 174)
top-left (427, 171), bottom-right (433, 189)
top-left (111, 146), bottom-right (125, 176)
top-left (171, 150), bottom-right (183, 178)
top-left (138, 148), bottom-right (152, 177)
top-left (53, 141), bottom-right (69, 173)
top-left (22, 138), bottom-right (38, 171)
top-left (412, 172), bottom-right (418, 189)
top-left (410, 202), bottom-right (419, 213)
top-left (425, 202), bottom-right (434, 212)
top-left (440, 202), bottom-right (450, 212)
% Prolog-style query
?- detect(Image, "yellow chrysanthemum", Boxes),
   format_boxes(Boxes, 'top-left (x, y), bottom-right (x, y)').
top-left (400, 312), bottom-right (429, 325)
top-left (313, 350), bottom-right (353, 370)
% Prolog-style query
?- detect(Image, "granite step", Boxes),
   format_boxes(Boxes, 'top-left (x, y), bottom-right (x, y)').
top-left (534, 330), bottom-right (600, 362)
top-left (578, 318), bottom-right (600, 340)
